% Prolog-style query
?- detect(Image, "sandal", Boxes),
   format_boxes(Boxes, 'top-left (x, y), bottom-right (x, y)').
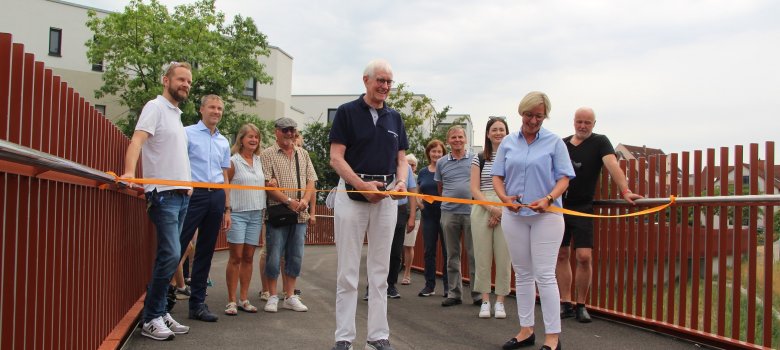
top-left (225, 302), bottom-right (238, 316)
top-left (238, 299), bottom-right (258, 313)
top-left (401, 277), bottom-right (411, 285)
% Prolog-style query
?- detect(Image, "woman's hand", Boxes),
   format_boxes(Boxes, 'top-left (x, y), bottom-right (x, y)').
top-left (500, 195), bottom-right (522, 213)
top-left (527, 197), bottom-right (550, 213)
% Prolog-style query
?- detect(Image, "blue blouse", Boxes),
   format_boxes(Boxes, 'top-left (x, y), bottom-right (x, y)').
top-left (491, 128), bottom-right (575, 216)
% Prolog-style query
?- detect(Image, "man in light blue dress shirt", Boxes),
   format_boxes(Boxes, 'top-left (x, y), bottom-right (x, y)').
top-left (179, 94), bottom-right (232, 322)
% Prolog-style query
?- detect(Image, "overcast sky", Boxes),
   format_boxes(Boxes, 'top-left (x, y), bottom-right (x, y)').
top-left (75, 0), bottom-right (779, 156)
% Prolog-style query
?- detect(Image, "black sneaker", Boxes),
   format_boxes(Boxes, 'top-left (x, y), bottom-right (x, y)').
top-left (189, 303), bottom-right (219, 322)
top-left (166, 285), bottom-right (177, 312)
top-left (560, 302), bottom-right (575, 319)
top-left (575, 304), bottom-right (592, 323)
top-left (441, 297), bottom-right (462, 307)
top-left (331, 340), bottom-right (353, 350)
top-left (418, 286), bottom-right (435, 297)
top-left (366, 339), bottom-right (395, 350)
top-left (387, 285), bottom-right (401, 299)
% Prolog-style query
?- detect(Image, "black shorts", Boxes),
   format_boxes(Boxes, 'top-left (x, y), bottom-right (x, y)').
top-left (562, 202), bottom-right (594, 249)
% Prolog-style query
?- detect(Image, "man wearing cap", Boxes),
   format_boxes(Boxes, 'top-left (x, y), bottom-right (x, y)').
top-left (260, 117), bottom-right (317, 313)
top-left (329, 59), bottom-right (408, 350)
top-left (178, 94), bottom-right (232, 323)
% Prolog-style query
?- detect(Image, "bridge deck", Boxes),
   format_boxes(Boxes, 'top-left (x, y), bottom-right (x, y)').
top-left (124, 246), bottom-right (703, 350)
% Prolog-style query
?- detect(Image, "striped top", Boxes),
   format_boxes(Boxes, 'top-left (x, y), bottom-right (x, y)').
top-left (229, 153), bottom-right (266, 212)
top-left (471, 152), bottom-right (496, 191)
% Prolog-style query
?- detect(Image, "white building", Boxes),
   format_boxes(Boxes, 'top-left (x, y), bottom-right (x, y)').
top-left (0, 0), bottom-right (297, 125)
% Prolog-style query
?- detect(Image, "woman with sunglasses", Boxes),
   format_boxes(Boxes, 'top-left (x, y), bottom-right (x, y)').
top-left (492, 92), bottom-right (574, 350)
top-left (470, 116), bottom-right (511, 319)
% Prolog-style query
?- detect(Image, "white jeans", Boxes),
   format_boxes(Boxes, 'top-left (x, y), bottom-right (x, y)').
top-left (334, 180), bottom-right (398, 343)
top-left (502, 211), bottom-right (564, 334)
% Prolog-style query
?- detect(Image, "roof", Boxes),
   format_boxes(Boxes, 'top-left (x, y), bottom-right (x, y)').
top-left (616, 144), bottom-right (666, 160)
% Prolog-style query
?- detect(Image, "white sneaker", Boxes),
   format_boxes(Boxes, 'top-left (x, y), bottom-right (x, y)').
top-left (163, 313), bottom-right (189, 334)
top-left (264, 295), bottom-right (279, 313)
top-left (259, 291), bottom-right (270, 301)
top-left (141, 316), bottom-right (174, 341)
top-left (494, 302), bottom-right (506, 319)
top-left (479, 301), bottom-right (491, 318)
top-left (283, 295), bottom-right (309, 312)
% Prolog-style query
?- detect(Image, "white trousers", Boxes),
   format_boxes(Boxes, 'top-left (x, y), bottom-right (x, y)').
top-left (334, 180), bottom-right (397, 343)
top-left (502, 211), bottom-right (564, 334)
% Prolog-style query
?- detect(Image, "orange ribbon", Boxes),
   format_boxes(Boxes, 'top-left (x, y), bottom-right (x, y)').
top-left (106, 172), bottom-right (675, 219)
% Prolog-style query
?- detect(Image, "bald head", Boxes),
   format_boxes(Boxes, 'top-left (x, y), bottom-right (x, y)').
top-left (573, 107), bottom-right (596, 141)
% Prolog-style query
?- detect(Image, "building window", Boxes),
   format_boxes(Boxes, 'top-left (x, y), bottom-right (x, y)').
top-left (95, 104), bottom-right (106, 116)
top-left (327, 108), bottom-right (338, 123)
top-left (243, 77), bottom-right (256, 100)
top-left (49, 28), bottom-right (62, 56)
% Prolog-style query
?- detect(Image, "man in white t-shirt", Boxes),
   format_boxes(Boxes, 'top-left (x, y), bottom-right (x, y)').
top-left (121, 61), bottom-right (193, 341)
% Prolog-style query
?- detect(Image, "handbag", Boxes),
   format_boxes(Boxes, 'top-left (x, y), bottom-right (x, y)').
top-left (266, 152), bottom-right (301, 227)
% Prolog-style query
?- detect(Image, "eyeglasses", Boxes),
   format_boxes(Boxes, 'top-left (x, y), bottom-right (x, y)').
top-left (521, 112), bottom-right (546, 120)
top-left (278, 127), bottom-right (296, 134)
top-left (375, 78), bottom-right (394, 86)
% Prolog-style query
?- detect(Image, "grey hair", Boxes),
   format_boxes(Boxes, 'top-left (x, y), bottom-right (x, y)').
top-left (200, 94), bottom-right (223, 106)
top-left (363, 59), bottom-right (393, 78)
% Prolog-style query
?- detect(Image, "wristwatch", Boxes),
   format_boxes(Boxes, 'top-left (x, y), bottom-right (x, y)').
top-left (286, 197), bottom-right (293, 205)
top-left (545, 194), bottom-right (554, 205)
top-left (224, 206), bottom-right (231, 213)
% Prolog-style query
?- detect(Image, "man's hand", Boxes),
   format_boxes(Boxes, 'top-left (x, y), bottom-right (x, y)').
top-left (623, 191), bottom-right (643, 205)
top-left (358, 180), bottom-right (389, 203)
top-left (389, 180), bottom-right (407, 200)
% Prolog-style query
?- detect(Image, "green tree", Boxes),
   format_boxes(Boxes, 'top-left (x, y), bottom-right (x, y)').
top-left (85, 0), bottom-right (273, 137)
top-left (385, 83), bottom-right (452, 163)
top-left (301, 122), bottom-right (338, 202)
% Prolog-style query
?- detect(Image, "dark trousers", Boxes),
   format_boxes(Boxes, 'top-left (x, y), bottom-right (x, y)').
top-left (421, 207), bottom-right (448, 290)
top-left (387, 204), bottom-right (409, 286)
top-left (179, 188), bottom-right (225, 309)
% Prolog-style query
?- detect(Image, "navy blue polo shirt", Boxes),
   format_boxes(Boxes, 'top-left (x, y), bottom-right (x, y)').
top-left (329, 95), bottom-right (408, 175)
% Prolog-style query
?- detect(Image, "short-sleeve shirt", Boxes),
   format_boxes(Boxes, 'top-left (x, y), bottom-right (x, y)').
top-left (134, 95), bottom-right (192, 192)
top-left (261, 144), bottom-right (318, 223)
top-left (491, 128), bottom-right (575, 216)
top-left (417, 166), bottom-right (440, 211)
top-left (562, 133), bottom-right (616, 205)
top-left (397, 163), bottom-right (417, 205)
top-left (328, 95), bottom-right (408, 175)
top-left (435, 151), bottom-right (473, 214)
top-left (185, 121), bottom-right (231, 183)
top-left (229, 153), bottom-right (266, 212)
top-left (471, 152), bottom-right (496, 192)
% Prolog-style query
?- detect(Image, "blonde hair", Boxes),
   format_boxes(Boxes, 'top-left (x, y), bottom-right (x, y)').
top-left (231, 123), bottom-right (262, 155)
top-left (517, 91), bottom-right (551, 118)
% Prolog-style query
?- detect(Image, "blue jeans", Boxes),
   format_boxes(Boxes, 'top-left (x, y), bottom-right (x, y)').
top-left (143, 189), bottom-right (189, 322)
top-left (264, 223), bottom-right (307, 279)
top-left (421, 207), bottom-right (448, 291)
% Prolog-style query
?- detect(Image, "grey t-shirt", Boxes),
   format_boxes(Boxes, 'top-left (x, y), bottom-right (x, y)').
top-left (434, 152), bottom-right (473, 214)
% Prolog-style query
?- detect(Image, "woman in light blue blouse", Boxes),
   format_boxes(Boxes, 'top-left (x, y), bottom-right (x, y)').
top-left (492, 92), bottom-right (575, 350)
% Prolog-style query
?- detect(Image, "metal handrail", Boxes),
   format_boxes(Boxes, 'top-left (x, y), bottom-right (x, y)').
top-left (0, 138), bottom-right (116, 184)
top-left (594, 194), bottom-right (780, 206)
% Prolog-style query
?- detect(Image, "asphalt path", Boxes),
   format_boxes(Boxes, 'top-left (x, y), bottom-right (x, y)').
top-left (124, 245), bottom-right (706, 350)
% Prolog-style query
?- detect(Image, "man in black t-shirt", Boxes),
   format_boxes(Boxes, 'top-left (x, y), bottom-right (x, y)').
top-left (556, 107), bottom-right (643, 323)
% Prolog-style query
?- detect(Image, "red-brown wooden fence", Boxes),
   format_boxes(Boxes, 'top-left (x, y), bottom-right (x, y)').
top-left (0, 32), bottom-right (155, 350)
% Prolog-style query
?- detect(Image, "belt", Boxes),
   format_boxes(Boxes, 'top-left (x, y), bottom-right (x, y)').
top-left (356, 173), bottom-right (395, 183)
top-left (158, 189), bottom-right (189, 195)
top-left (194, 187), bottom-right (223, 192)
